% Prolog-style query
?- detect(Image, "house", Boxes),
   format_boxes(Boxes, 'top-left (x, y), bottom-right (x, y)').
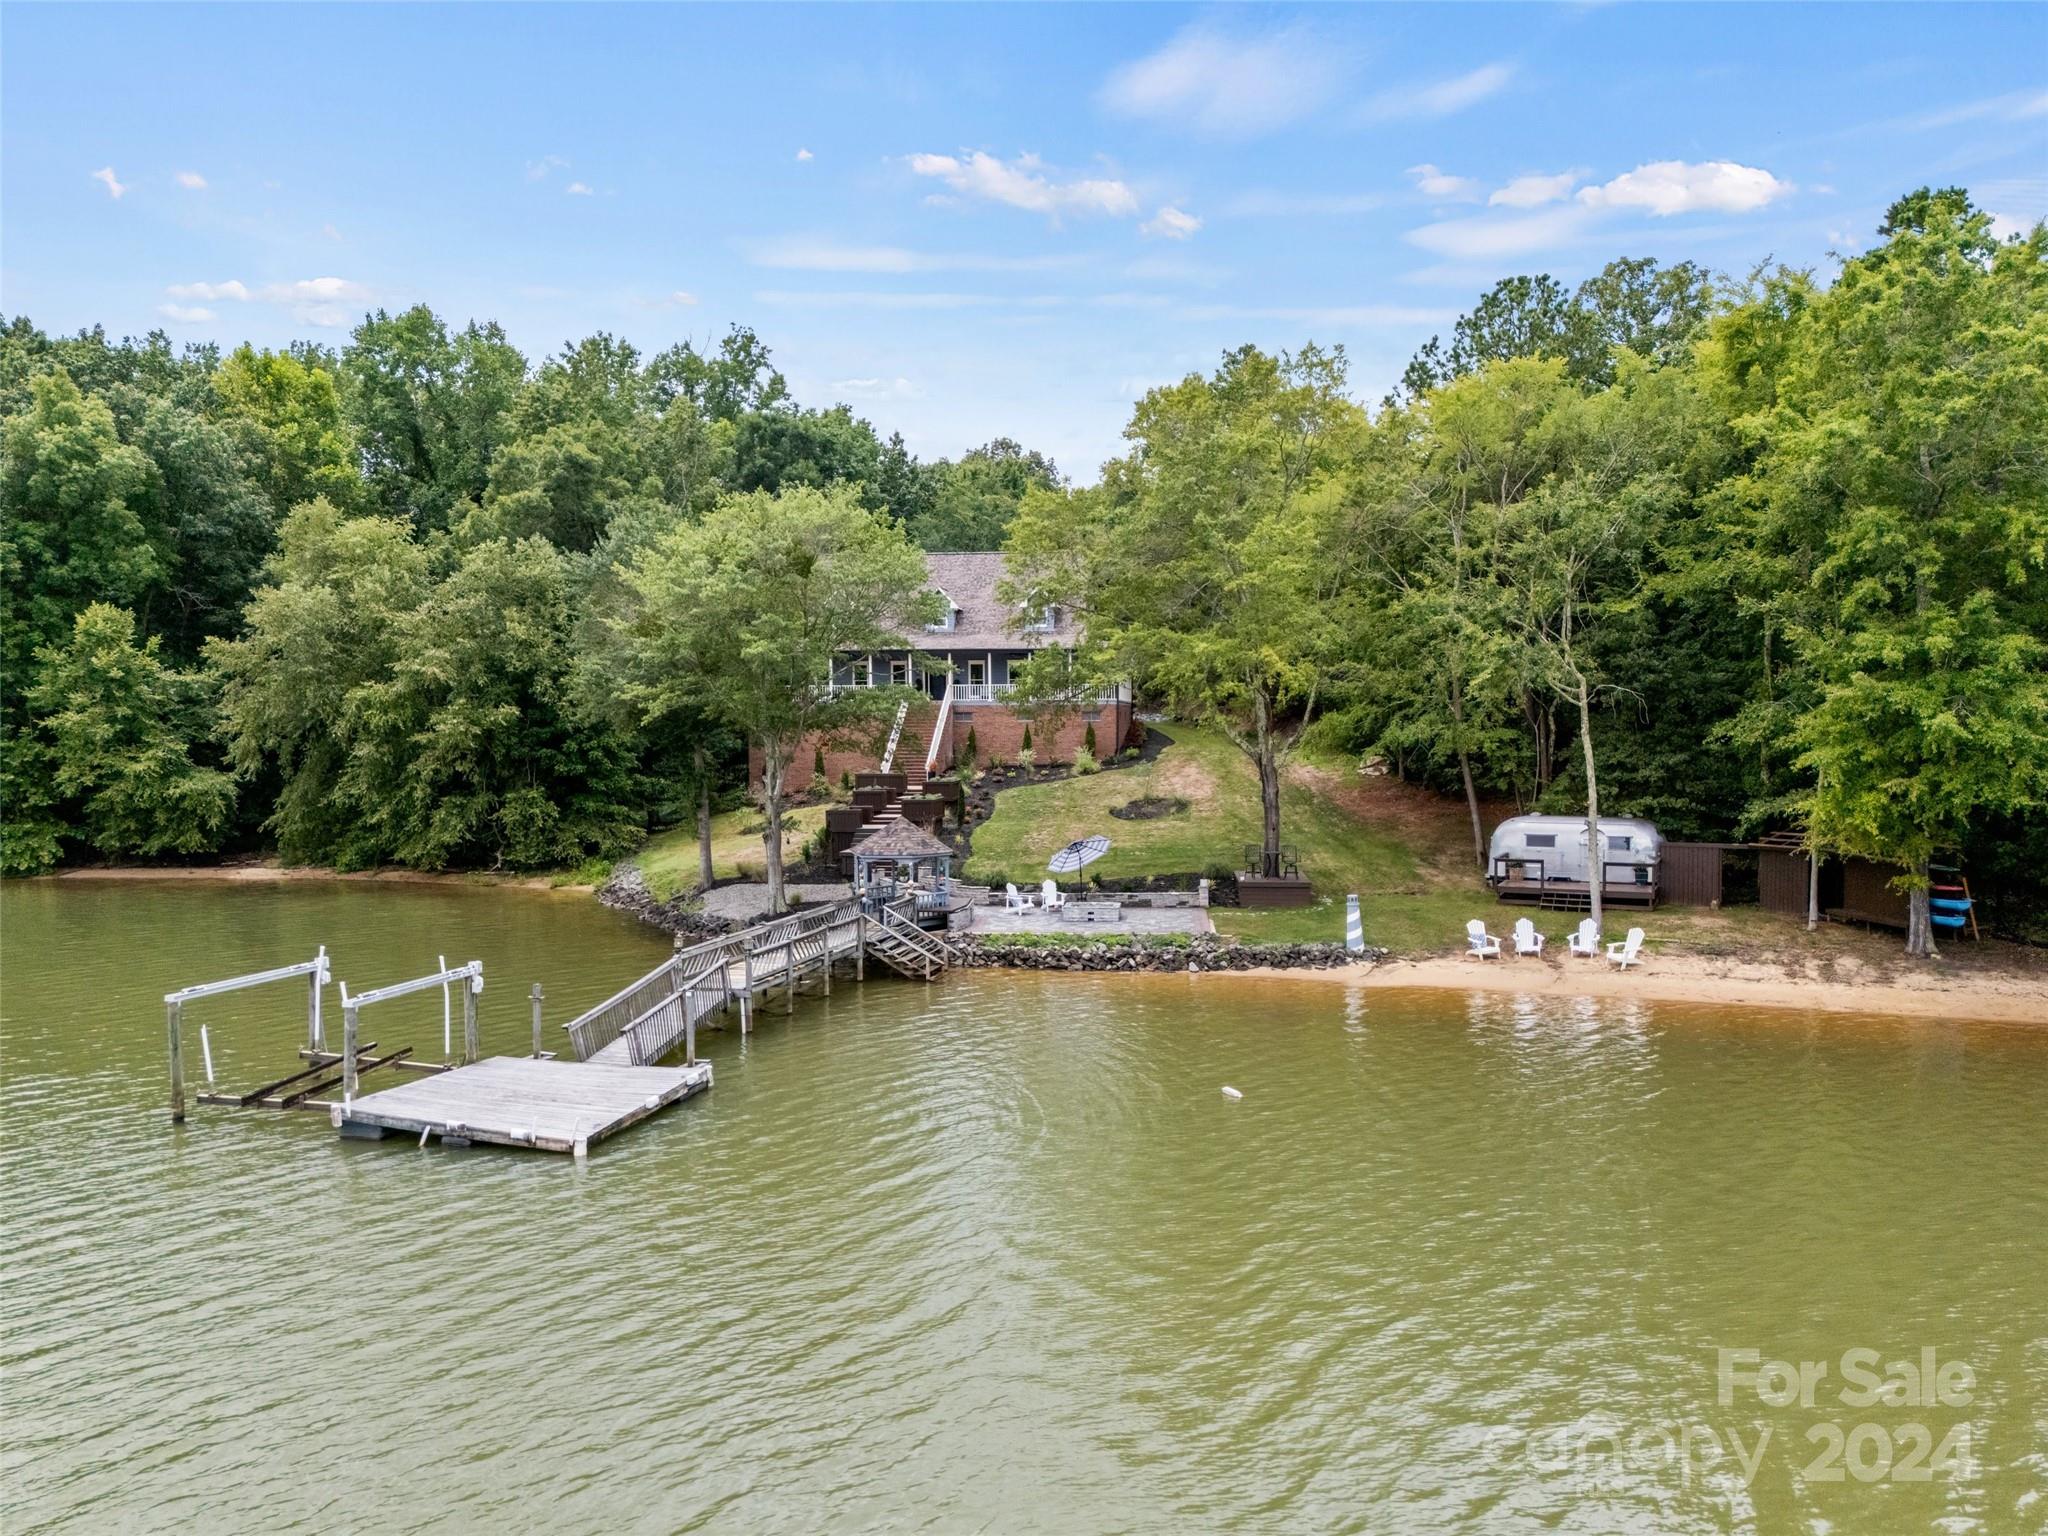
top-left (770, 551), bottom-right (1134, 793)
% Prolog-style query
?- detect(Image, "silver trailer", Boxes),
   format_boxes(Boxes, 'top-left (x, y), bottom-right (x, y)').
top-left (1487, 815), bottom-right (1664, 891)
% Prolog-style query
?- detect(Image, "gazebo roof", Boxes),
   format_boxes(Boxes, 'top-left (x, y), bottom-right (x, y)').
top-left (852, 821), bottom-right (955, 860)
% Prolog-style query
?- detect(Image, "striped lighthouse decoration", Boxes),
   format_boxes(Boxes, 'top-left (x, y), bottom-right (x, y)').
top-left (1345, 894), bottom-right (1365, 952)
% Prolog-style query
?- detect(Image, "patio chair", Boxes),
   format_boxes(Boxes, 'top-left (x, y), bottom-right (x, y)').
top-left (1003, 882), bottom-right (1036, 913)
top-left (1606, 927), bottom-right (1646, 969)
top-left (1465, 919), bottom-right (1502, 960)
top-left (1566, 918), bottom-right (1600, 958)
top-left (1040, 879), bottom-right (1068, 913)
top-left (1512, 917), bottom-right (1544, 957)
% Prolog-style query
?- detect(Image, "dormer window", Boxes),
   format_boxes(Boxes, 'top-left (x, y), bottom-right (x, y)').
top-left (1023, 604), bottom-right (1057, 632)
top-left (925, 589), bottom-right (957, 632)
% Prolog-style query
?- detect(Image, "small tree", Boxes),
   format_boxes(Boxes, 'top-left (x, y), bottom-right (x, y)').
top-left (964, 725), bottom-right (979, 767)
top-left (616, 485), bottom-right (937, 913)
top-left (1084, 720), bottom-right (1096, 756)
top-left (1020, 723), bottom-right (1033, 755)
top-left (814, 743), bottom-right (827, 779)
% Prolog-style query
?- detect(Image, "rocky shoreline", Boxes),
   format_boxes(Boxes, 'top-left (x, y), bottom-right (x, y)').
top-left (952, 935), bottom-right (1382, 972)
top-left (595, 866), bottom-right (733, 944)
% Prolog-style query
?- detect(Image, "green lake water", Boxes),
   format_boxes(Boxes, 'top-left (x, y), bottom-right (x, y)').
top-left (2, 880), bottom-right (2044, 1533)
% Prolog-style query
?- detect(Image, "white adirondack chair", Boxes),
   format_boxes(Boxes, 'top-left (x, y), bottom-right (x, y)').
top-left (1606, 927), bottom-right (1646, 969)
top-left (1040, 879), bottom-right (1068, 913)
top-left (1512, 917), bottom-right (1544, 956)
top-left (1004, 882), bottom-right (1036, 913)
top-left (1465, 918), bottom-right (1502, 960)
top-left (1566, 918), bottom-right (1600, 958)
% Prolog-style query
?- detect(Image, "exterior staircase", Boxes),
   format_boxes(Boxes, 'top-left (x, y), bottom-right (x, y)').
top-left (861, 904), bottom-right (957, 979)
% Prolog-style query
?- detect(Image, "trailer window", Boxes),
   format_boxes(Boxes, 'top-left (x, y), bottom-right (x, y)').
top-left (1525, 833), bottom-right (1556, 849)
top-left (1611, 835), bottom-right (1632, 850)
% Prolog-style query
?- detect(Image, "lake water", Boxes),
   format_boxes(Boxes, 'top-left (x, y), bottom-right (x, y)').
top-left (3, 880), bottom-right (2044, 1534)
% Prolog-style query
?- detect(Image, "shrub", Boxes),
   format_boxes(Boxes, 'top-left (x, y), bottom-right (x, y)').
top-left (840, 769), bottom-right (853, 790)
top-left (1021, 723), bottom-right (1033, 752)
top-left (965, 726), bottom-right (979, 765)
top-left (814, 744), bottom-right (827, 777)
top-left (1073, 746), bottom-right (1100, 775)
top-left (1084, 721), bottom-right (1097, 755)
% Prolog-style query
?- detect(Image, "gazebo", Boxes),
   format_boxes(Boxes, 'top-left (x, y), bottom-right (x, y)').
top-left (851, 819), bottom-right (956, 896)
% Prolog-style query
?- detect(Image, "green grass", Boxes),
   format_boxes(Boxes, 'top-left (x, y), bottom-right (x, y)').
top-left (637, 804), bottom-right (830, 900)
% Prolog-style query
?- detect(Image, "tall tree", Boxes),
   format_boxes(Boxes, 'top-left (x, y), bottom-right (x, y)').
top-left (1007, 345), bottom-right (1363, 878)
top-left (19, 604), bottom-right (234, 867)
top-left (1768, 193), bottom-right (2048, 955)
top-left (213, 344), bottom-right (362, 512)
top-left (614, 485), bottom-right (936, 912)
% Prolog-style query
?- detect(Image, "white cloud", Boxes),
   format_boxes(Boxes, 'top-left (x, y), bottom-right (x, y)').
top-left (628, 289), bottom-right (701, 309)
top-left (1906, 88), bottom-right (2048, 131)
top-left (907, 151), bottom-right (1138, 220)
top-left (831, 376), bottom-right (923, 400)
top-left (526, 154), bottom-right (568, 181)
top-left (1405, 205), bottom-right (1594, 259)
top-left (322, 222), bottom-right (343, 242)
top-left (796, 147), bottom-right (814, 162)
top-left (157, 304), bottom-right (215, 323)
top-left (1221, 189), bottom-right (1382, 218)
top-left (91, 166), bottom-right (127, 199)
top-left (161, 276), bottom-right (370, 328)
top-left (1140, 205), bottom-right (1202, 240)
top-left (1988, 211), bottom-right (2038, 241)
top-left (1362, 63), bottom-right (1515, 122)
top-left (174, 170), bottom-right (208, 190)
top-left (1407, 164), bottom-right (1481, 201)
top-left (166, 279), bottom-right (252, 301)
top-left (565, 181), bottom-right (594, 196)
top-left (1099, 22), bottom-right (1344, 137)
top-left (1576, 159), bottom-right (1791, 215)
top-left (1490, 171), bottom-right (1578, 208)
top-left (749, 237), bottom-right (1080, 273)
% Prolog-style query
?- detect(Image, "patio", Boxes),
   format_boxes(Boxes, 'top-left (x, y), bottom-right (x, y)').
top-left (964, 904), bottom-right (1214, 937)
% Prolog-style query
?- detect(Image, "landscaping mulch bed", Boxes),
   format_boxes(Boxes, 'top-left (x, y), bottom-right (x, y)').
top-left (956, 935), bottom-right (1382, 972)
top-left (1110, 795), bottom-right (1190, 821)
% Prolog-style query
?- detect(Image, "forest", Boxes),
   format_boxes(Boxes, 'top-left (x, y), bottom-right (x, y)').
top-left (4, 188), bottom-right (2043, 947)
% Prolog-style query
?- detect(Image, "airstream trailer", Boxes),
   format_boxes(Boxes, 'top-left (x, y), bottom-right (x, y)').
top-left (1487, 815), bottom-right (1664, 907)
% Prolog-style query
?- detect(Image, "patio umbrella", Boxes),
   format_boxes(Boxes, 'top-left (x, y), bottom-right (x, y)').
top-left (1048, 836), bottom-right (1111, 874)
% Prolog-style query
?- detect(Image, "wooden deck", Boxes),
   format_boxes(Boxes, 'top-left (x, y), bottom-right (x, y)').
top-left (333, 1055), bottom-right (712, 1156)
top-left (1493, 878), bottom-right (1660, 911)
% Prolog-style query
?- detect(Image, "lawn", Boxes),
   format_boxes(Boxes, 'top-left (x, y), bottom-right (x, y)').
top-left (962, 724), bottom-right (1472, 951)
top-left (958, 724), bottom-right (1898, 957)
top-left (637, 804), bottom-right (830, 900)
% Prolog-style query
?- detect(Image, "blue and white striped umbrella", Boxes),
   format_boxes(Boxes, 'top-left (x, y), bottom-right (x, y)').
top-left (1048, 836), bottom-right (1111, 873)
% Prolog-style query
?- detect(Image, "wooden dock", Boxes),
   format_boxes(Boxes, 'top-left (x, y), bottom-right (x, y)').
top-left (333, 1055), bottom-right (712, 1155)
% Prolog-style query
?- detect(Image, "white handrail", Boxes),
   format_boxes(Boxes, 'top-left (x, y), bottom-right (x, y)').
top-left (878, 698), bottom-right (909, 772)
top-left (924, 674), bottom-right (955, 775)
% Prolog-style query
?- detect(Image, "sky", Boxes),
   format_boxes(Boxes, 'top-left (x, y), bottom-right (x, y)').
top-left (4, 2), bottom-right (2044, 478)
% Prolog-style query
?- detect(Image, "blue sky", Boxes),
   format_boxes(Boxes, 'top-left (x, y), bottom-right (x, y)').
top-left (4, 3), bottom-right (2044, 477)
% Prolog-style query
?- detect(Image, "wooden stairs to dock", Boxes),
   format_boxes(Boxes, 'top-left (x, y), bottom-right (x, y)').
top-left (561, 896), bottom-right (955, 1067)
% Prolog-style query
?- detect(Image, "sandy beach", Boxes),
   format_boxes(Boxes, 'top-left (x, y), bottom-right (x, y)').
top-left (1239, 952), bottom-right (2046, 1026)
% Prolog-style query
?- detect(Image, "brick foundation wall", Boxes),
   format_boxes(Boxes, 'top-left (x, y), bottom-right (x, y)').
top-left (756, 699), bottom-right (1131, 789)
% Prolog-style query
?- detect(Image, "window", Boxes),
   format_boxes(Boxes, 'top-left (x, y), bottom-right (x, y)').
top-left (1610, 835), bottom-right (1632, 850)
top-left (926, 590), bottom-right (956, 632)
top-left (1525, 833), bottom-right (1557, 849)
top-left (850, 658), bottom-right (871, 687)
top-left (889, 658), bottom-right (909, 686)
top-left (1024, 604), bottom-right (1056, 632)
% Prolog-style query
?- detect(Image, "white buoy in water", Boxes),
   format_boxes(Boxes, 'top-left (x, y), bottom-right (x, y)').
top-left (1221, 1085), bottom-right (1243, 1100)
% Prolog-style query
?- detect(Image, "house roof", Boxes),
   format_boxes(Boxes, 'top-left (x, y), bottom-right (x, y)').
top-left (907, 552), bottom-right (1079, 651)
top-left (852, 820), bottom-right (956, 860)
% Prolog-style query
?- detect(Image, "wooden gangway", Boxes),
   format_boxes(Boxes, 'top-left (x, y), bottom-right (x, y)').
top-left (562, 896), bottom-right (958, 1068)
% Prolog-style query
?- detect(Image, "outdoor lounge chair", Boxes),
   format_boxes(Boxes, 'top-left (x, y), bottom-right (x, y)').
top-left (1040, 879), bottom-right (1068, 913)
top-left (1465, 919), bottom-right (1502, 960)
top-left (1606, 927), bottom-right (1646, 969)
top-left (1512, 917), bottom-right (1544, 957)
top-left (1004, 883), bottom-right (1037, 913)
top-left (1566, 918), bottom-right (1600, 958)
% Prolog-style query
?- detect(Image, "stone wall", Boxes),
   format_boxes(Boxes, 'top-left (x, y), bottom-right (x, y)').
top-left (954, 935), bottom-right (1381, 972)
top-left (764, 698), bottom-right (1132, 791)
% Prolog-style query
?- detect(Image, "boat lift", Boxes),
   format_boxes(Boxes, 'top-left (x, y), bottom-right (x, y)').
top-left (338, 960), bottom-right (483, 1100)
top-left (166, 949), bottom-right (331, 1122)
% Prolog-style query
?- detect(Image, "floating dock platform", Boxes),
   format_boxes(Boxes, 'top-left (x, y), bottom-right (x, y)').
top-left (332, 1055), bottom-right (712, 1156)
